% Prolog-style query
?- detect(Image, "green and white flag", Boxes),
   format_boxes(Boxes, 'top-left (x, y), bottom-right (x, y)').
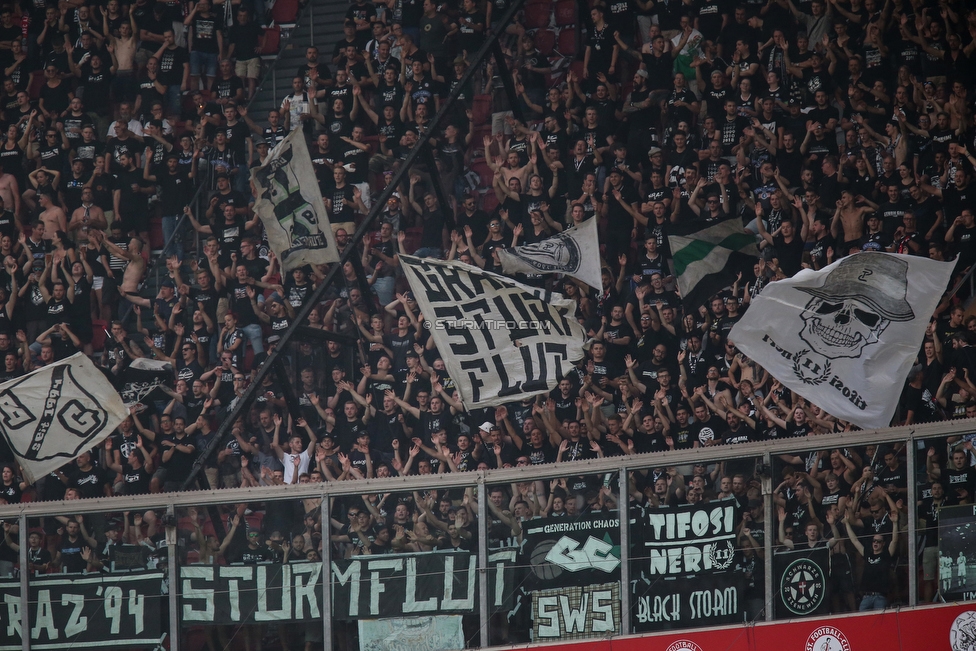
top-left (667, 218), bottom-right (759, 308)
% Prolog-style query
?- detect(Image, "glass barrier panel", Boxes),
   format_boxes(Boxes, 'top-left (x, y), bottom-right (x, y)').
top-left (494, 471), bottom-right (622, 647)
top-left (916, 434), bottom-right (972, 605)
top-left (24, 504), bottom-right (168, 650)
top-left (178, 495), bottom-right (323, 651)
top-left (330, 483), bottom-right (483, 651)
top-left (771, 441), bottom-right (909, 619)
top-left (629, 457), bottom-right (763, 632)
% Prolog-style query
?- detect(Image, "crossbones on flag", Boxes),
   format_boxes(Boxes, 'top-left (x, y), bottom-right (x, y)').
top-left (251, 128), bottom-right (340, 271)
top-left (729, 253), bottom-right (955, 429)
top-left (0, 353), bottom-right (128, 483)
top-left (497, 217), bottom-right (603, 289)
top-left (400, 255), bottom-right (587, 408)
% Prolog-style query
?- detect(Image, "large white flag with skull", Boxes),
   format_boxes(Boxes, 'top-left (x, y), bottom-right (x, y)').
top-left (0, 353), bottom-right (129, 483)
top-left (729, 253), bottom-right (955, 430)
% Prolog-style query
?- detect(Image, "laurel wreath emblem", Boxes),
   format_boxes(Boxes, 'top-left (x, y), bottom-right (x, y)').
top-left (792, 350), bottom-right (831, 386)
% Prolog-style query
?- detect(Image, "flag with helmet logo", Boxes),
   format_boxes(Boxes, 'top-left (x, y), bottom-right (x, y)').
top-left (729, 253), bottom-right (954, 429)
top-left (0, 353), bottom-right (128, 483)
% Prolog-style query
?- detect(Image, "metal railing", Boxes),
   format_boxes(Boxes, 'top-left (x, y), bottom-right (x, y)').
top-left (3, 418), bottom-right (972, 651)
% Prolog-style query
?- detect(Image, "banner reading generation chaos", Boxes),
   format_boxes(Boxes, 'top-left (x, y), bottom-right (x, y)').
top-left (0, 571), bottom-right (163, 651)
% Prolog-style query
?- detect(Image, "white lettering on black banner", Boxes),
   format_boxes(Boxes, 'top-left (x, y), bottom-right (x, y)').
top-left (532, 582), bottom-right (620, 641)
top-left (181, 563), bottom-right (322, 624)
top-left (331, 551), bottom-right (489, 619)
top-left (0, 571), bottom-right (162, 650)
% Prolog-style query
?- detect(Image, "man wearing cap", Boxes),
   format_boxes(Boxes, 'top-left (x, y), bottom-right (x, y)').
top-left (861, 213), bottom-right (893, 253)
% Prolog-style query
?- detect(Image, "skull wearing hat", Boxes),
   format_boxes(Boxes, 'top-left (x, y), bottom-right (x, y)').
top-left (798, 254), bottom-right (914, 359)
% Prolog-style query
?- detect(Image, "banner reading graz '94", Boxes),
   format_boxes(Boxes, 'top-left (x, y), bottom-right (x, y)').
top-left (332, 550), bottom-right (516, 620)
top-left (631, 498), bottom-right (746, 631)
top-left (0, 571), bottom-right (163, 651)
top-left (182, 562), bottom-right (322, 625)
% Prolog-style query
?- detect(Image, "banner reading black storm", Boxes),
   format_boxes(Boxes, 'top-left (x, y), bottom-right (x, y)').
top-left (631, 499), bottom-right (746, 631)
top-left (519, 513), bottom-right (622, 641)
top-left (331, 550), bottom-right (516, 620)
top-left (0, 571), bottom-right (163, 651)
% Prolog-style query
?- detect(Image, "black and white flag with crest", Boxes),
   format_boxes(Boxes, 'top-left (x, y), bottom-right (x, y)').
top-left (251, 129), bottom-right (340, 271)
top-left (730, 253), bottom-right (954, 429)
top-left (0, 353), bottom-right (128, 483)
top-left (497, 217), bottom-right (603, 289)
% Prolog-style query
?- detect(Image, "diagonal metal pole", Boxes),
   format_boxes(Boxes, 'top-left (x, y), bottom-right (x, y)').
top-left (181, 0), bottom-right (528, 491)
top-left (490, 40), bottom-right (525, 124)
top-left (273, 357), bottom-right (304, 423)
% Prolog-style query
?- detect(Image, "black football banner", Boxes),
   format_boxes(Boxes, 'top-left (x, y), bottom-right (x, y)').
top-left (332, 550), bottom-right (515, 620)
top-left (939, 504), bottom-right (976, 601)
top-left (0, 571), bottom-right (163, 650)
top-left (774, 546), bottom-right (830, 618)
top-left (181, 562), bottom-right (323, 625)
top-left (631, 499), bottom-right (746, 630)
top-left (521, 513), bottom-right (622, 590)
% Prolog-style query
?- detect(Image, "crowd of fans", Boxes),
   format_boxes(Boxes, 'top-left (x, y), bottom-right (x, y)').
top-left (0, 0), bottom-right (975, 643)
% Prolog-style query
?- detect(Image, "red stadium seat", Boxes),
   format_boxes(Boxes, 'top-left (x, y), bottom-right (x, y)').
top-left (256, 25), bottom-right (281, 56)
top-left (482, 191), bottom-right (499, 214)
top-left (470, 159), bottom-right (493, 189)
top-left (270, 0), bottom-right (299, 24)
top-left (91, 319), bottom-right (109, 352)
top-left (554, 0), bottom-right (576, 26)
top-left (523, 0), bottom-right (552, 29)
top-left (149, 216), bottom-right (164, 251)
top-left (557, 27), bottom-right (577, 56)
top-left (535, 29), bottom-right (556, 56)
top-left (27, 72), bottom-right (44, 100)
top-left (471, 94), bottom-right (493, 127)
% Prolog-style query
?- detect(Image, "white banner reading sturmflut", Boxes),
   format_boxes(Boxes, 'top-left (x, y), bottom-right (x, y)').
top-left (497, 217), bottom-right (603, 289)
top-left (0, 353), bottom-right (128, 483)
top-left (729, 253), bottom-right (954, 429)
top-left (400, 255), bottom-right (586, 408)
top-left (251, 129), bottom-right (339, 271)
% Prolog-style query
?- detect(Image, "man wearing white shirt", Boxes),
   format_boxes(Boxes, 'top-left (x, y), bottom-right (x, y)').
top-left (271, 413), bottom-right (318, 483)
top-left (105, 101), bottom-right (145, 139)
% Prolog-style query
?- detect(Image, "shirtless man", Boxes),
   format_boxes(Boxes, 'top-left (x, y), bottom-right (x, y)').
top-left (829, 190), bottom-right (877, 257)
top-left (0, 170), bottom-right (20, 221)
top-left (102, 235), bottom-right (145, 293)
top-left (37, 192), bottom-right (67, 240)
top-left (68, 187), bottom-right (108, 233)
